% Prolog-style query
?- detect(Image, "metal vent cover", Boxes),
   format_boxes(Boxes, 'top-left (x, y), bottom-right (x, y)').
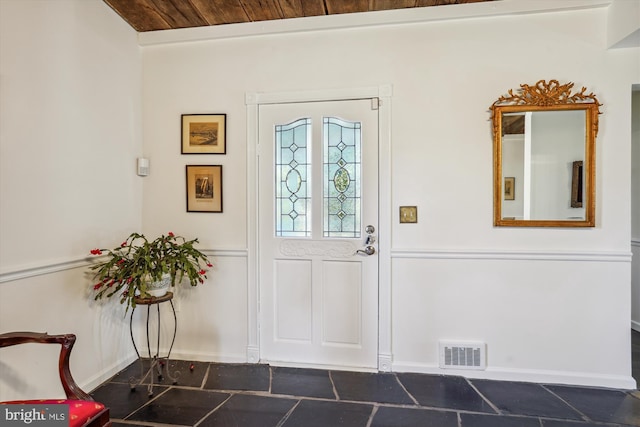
top-left (439, 341), bottom-right (486, 370)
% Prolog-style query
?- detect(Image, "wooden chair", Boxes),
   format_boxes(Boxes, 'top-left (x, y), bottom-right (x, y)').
top-left (0, 332), bottom-right (111, 427)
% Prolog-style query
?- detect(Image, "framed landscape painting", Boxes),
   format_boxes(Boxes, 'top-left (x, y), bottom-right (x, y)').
top-left (182, 114), bottom-right (226, 154)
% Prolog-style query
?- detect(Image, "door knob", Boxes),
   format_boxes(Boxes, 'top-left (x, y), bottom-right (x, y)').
top-left (355, 246), bottom-right (376, 256)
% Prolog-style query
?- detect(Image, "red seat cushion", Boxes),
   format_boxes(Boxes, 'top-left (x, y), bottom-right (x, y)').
top-left (1, 399), bottom-right (106, 427)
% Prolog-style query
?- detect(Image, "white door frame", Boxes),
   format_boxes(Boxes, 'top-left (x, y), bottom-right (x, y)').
top-left (246, 85), bottom-right (393, 371)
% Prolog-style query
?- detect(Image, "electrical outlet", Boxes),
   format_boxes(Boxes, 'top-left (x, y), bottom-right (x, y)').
top-left (399, 206), bottom-right (417, 223)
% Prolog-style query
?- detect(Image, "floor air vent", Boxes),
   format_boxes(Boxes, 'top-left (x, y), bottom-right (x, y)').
top-left (439, 341), bottom-right (486, 370)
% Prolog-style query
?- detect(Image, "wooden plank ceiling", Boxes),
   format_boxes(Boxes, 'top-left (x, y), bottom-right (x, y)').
top-left (104, 0), bottom-right (493, 32)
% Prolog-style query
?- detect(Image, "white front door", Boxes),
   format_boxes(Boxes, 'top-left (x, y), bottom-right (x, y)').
top-left (258, 99), bottom-right (379, 369)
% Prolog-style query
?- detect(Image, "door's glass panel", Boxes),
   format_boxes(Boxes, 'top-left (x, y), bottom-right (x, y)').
top-left (275, 118), bottom-right (311, 237)
top-left (323, 117), bottom-right (361, 238)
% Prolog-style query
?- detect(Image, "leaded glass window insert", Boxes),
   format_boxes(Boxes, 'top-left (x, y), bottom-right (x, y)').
top-left (275, 118), bottom-right (311, 237)
top-left (324, 117), bottom-right (361, 238)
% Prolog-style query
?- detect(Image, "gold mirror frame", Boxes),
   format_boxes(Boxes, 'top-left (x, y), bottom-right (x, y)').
top-left (490, 80), bottom-right (602, 227)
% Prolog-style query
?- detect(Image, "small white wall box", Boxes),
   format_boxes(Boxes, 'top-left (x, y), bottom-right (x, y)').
top-left (439, 340), bottom-right (486, 370)
top-left (137, 158), bottom-right (149, 176)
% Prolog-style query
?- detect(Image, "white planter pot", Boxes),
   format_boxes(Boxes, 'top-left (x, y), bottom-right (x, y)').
top-left (147, 274), bottom-right (171, 297)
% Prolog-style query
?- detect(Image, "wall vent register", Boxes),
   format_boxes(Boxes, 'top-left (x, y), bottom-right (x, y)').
top-left (439, 341), bottom-right (486, 370)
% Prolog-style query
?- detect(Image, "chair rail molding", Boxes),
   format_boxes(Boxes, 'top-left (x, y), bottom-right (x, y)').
top-left (391, 248), bottom-right (632, 263)
top-left (0, 256), bottom-right (91, 284)
top-left (0, 249), bottom-right (247, 283)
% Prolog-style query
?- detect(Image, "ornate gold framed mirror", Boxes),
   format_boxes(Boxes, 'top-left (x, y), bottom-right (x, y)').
top-left (490, 80), bottom-right (602, 227)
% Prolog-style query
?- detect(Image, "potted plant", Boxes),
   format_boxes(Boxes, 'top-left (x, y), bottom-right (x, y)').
top-left (89, 232), bottom-right (211, 310)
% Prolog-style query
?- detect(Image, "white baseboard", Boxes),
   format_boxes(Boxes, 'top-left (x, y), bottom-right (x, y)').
top-left (169, 350), bottom-right (248, 364)
top-left (82, 353), bottom-right (138, 393)
top-left (392, 361), bottom-right (637, 390)
top-left (81, 349), bottom-right (250, 393)
top-left (261, 359), bottom-right (377, 372)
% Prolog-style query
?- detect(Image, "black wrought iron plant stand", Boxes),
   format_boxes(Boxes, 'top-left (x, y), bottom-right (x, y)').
top-left (129, 292), bottom-right (179, 396)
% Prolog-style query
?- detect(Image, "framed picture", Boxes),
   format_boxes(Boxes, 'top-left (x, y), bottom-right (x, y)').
top-left (186, 165), bottom-right (223, 212)
top-left (571, 160), bottom-right (583, 208)
top-left (181, 114), bottom-right (226, 154)
top-left (504, 177), bottom-right (515, 200)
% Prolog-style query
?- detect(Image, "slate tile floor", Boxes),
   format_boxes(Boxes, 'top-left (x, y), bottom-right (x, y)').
top-left (91, 355), bottom-right (640, 427)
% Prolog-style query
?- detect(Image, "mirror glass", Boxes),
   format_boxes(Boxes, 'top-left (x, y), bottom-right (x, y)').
top-left (491, 80), bottom-right (601, 227)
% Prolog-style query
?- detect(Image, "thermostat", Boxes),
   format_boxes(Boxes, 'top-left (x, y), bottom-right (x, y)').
top-left (137, 158), bottom-right (149, 176)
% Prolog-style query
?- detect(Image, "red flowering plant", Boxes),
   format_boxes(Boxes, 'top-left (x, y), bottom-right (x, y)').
top-left (89, 232), bottom-right (212, 310)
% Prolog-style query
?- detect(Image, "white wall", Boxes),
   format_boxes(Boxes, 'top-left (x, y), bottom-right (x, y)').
top-left (607, 0), bottom-right (640, 48)
top-left (1, 0), bottom-right (638, 399)
top-left (140, 5), bottom-right (637, 388)
top-left (632, 90), bottom-right (640, 332)
top-left (0, 0), bottom-right (142, 400)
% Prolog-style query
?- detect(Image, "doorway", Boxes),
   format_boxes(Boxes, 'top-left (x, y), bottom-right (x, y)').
top-left (257, 99), bottom-right (379, 369)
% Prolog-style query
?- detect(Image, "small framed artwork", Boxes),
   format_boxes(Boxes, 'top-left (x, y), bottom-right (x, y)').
top-left (504, 177), bottom-right (515, 200)
top-left (571, 160), bottom-right (583, 208)
top-left (181, 114), bottom-right (226, 154)
top-left (186, 165), bottom-right (223, 212)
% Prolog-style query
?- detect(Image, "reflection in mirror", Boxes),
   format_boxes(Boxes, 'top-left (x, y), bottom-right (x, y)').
top-left (501, 110), bottom-right (586, 221)
top-left (571, 160), bottom-right (583, 208)
top-left (490, 80), bottom-right (601, 227)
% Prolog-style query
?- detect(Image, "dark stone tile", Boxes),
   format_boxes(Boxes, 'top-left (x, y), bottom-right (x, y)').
top-left (272, 367), bottom-right (336, 399)
top-left (397, 373), bottom-right (495, 413)
top-left (546, 385), bottom-right (640, 426)
top-left (109, 359), bottom-right (151, 384)
top-left (165, 360), bottom-right (209, 387)
top-left (280, 399), bottom-right (373, 427)
top-left (331, 371), bottom-right (414, 405)
top-left (90, 381), bottom-right (167, 419)
top-left (198, 394), bottom-right (296, 427)
top-left (542, 420), bottom-right (622, 427)
top-left (94, 361), bottom-right (640, 427)
top-left (460, 413), bottom-right (541, 427)
top-left (109, 359), bottom-right (207, 388)
top-left (471, 379), bottom-right (582, 420)
top-left (204, 363), bottom-right (270, 391)
top-left (110, 358), bottom-right (186, 386)
top-left (127, 388), bottom-right (230, 425)
top-left (370, 406), bottom-right (458, 427)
